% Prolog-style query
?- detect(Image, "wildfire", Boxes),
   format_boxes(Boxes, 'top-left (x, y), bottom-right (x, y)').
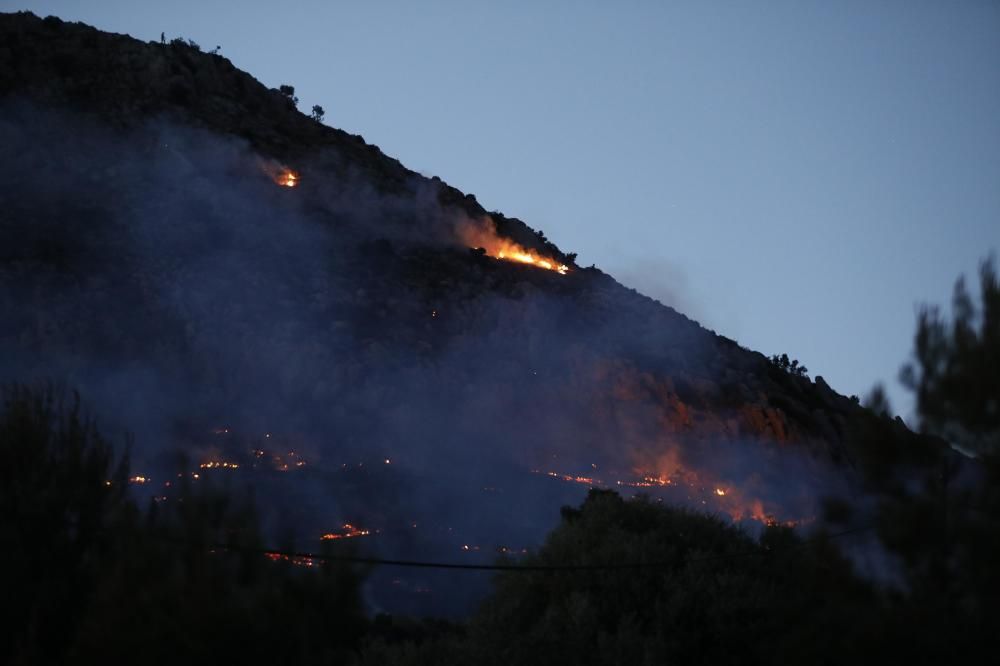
top-left (535, 465), bottom-right (809, 528)
top-left (617, 475), bottom-right (673, 488)
top-left (320, 523), bottom-right (370, 540)
top-left (199, 461), bottom-right (239, 470)
top-left (259, 158), bottom-right (300, 188)
top-left (265, 552), bottom-right (316, 567)
top-left (269, 450), bottom-right (306, 472)
top-left (458, 217), bottom-right (569, 275)
top-left (534, 469), bottom-right (602, 486)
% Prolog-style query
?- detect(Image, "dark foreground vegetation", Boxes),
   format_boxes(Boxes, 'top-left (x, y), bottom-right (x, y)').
top-left (0, 386), bottom-right (367, 665)
top-left (2, 264), bottom-right (997, 665)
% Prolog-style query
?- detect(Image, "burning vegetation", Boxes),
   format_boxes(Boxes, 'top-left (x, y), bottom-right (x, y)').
top-left (320, 523), bottom-right (371, 541)
top-left (264, 551), bottom-right (316, 567)
top-left (199, 460), bottom-right (239, 470)
top-left (533, 465), bottom-right (809, 528)
top-left (258, 158), bottom-right (299, 188)
top-left (276, 169), bottom-right (298, 188)
top-left (268, 449), bottom-right (307, 472)
top-left (458, 216), bottom-right (569, 274)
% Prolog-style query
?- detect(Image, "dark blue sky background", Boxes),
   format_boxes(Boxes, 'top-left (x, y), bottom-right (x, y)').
top-left (8, 1), bottom-right (999, 418)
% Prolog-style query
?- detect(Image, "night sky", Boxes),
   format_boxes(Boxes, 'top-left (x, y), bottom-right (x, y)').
top-left (7, 0), bottom-right (999, 418)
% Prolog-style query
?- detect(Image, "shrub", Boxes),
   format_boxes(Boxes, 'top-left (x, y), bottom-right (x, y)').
top-left (770, 352), bottom-right (808, 377)
top-left (278, 84), bottom-right (299, 107)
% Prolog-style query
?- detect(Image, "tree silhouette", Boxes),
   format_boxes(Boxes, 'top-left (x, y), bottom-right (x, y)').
top-left (0, 385), bottom-right (129, 665)
top-left (0, 384), bottom-right (367, 665)
top-left (278, 84), bottom-right (299, 107)
top-left (901, 257), bottom-right (999, 456)
top-left (864, 382), bottom-right (893, 418)
top-left (770, 352), bottom-right (808, 378)
top-left (860, 256), bottom-right (1000, 660)
top-left (359, 490), bottom-right (881, 665)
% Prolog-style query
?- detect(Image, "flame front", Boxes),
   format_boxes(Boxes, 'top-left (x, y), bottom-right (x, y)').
top-left (258, 158), bottom-right (300, 188)
top-left (320, 523), bottom-right (371, 541)
top-left (458, 217), bottom-right (569, 275)
top-left (199, 460), bottom-right (239, 470)
top-left (535, 465), bottom-right (810, 528)
top-left (276, 170), bottom-right (298, 188)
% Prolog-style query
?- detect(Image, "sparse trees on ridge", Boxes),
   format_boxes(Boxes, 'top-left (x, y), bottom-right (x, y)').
top-left (770, 352), bottom-right (808, 378)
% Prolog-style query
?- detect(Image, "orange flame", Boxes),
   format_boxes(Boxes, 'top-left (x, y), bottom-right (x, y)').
top-left (320, 523), bottom-right (370, 540)
top-left (276, 170), bottom-right (298, 188)
top-left (199, 461), bottom-right (239, 470)
top-left (537, 463), bottom-right (809, 528)
top-left (458, 217), bottom-right (568, 275)
top-left (265, 552), bottom-right (316, 567)
top-left (258, 158), bottom-right (300, 188)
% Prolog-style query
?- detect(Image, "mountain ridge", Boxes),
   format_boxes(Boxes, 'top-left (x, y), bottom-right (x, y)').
top-left (0, 8), bottom-right (936, 473)
top-left (0, 10), bottom-right (572, 264)
top-left (0, 10), bottom-right (944, 613)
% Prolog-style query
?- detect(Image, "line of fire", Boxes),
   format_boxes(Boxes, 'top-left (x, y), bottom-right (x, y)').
top-left (263, 161), bottom-right (568, 274)
top-left (117, 421), bottom-right (811, 574)
top-left (457, 216), bottom-right (570, 274)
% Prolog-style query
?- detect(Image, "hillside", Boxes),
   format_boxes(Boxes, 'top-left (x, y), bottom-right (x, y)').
top-left (0, 11), bottom-right (941, 614)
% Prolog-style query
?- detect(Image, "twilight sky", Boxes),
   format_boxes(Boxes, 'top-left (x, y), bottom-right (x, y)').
top-left (7, 0), bottom-right (999, 418)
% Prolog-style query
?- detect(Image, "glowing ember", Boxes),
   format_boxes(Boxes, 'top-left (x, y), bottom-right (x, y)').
top-left (265, 552), bottom-right (315, 567)
top-left (320, 523), bottom-right (370, 540)
top-left (535, 466), bottom-right (809, 528)
top-left (617, 475), bottom-right (672, 488)
top-left (458, 216), bottom-right (569, 275)
top-left (128, 475), bottom-right (149, 485)
top-left (269, 450), bottom-right (306, 472)
top-left (259, 158), bottom-right (301, 188)
top-left (534, 469), bottom-right (602, 486)
top-left (276, 170), bottom-right (298, 188)
top-left (199, 461), bottom-right (239, 470)
top-left (497, 546), bottom-right (529, 555)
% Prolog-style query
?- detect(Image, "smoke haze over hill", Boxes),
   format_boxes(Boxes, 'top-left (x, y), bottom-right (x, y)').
top-left (0, 11), bottom-right (951, 614)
